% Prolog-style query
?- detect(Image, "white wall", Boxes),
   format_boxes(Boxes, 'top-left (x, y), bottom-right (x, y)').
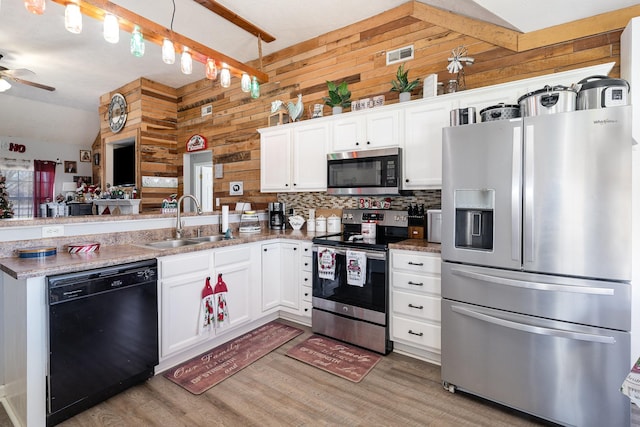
top-left (621, 17), bottom-right (639, 364)
top-left (0, 135), bottom-right (93, 198)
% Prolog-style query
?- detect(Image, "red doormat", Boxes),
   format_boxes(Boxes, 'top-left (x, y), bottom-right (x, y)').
top-left (163, 321), bottom-right (303, 395)
top-left (286, 335), bottom-right (382, 383)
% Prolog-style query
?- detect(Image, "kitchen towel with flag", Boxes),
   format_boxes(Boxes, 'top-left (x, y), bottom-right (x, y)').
top-left (318, 247), bottom-right (336, 280)
top-left (346, 250), bottom-right (367, 287)
top-left (200, 276), bottom-right (215, 334)
top-left (214, 273), bottom-right (229, 328)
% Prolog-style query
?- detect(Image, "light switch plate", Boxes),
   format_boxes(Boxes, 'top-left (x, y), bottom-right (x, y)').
top-left (42, 225), bottom-right (64, 238)
top-left (214, 163), bottom-right (223, 178)
top-left (229, 181), bottom-right (243, 196)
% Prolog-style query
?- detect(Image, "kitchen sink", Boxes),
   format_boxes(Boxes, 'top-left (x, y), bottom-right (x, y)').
top-left (187, 235), bottom-right (226, 243)
top-left (142, 239), bottom-right (203, 249)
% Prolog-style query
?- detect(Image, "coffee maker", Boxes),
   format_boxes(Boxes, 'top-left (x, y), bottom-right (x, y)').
top-left (268, 202), bottom-right (286, 230)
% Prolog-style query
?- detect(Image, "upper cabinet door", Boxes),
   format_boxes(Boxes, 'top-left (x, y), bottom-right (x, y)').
top-left (403, 101), bottom-right (452, 189)
top-left (330, 109), bottom-right (401, 151)
top-left (292, 122), bottom-right (329, 191)
top-left (365, 109), bottom-right (401, 150)
top-left (331, 115), bottom-right (365, 151)
top-left (260, 128), bottom-right (292, 192)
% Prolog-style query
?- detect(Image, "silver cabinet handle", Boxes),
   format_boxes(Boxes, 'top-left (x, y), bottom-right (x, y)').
top-left (408, 330), bottom-right (423, 336)
top-left (451, 305), bottom-right (615, 344)
top-left (512, 126), bottom-right (522, 262)
top-left (451, 268), bottom-right (614, 296)
top-left (524, 124), bottom-right (535, 263)
top-left (408, 304), bottom-right (424, 309)
top-left (408, 261), bottom-right (424, 266)
top-left (407, 281), bottom-right (424, 286)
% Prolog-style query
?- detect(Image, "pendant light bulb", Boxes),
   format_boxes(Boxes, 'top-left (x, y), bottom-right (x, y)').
top-left (103, 13), bottom-right (119, 44)
top-left (24, 0), bottom-right (45, 15)
top-left (64, 3), bottom-right (82, 34)
top-left (250, 76), bottom-right (260, 99)
top-left (162, 39), bottom-right (175, 64)
top-left (180, 47), bottom-right (192, 75)
top-left (205, 58), bottom-right (218, 80)
top-left (240, 73), bottom-right (251, 93)
top-left (130, 25), bottom-right (145, 57)
top-left (220, 66), bottom-right (231, 88)
top-left (0, 78), bottom-right (11, 93)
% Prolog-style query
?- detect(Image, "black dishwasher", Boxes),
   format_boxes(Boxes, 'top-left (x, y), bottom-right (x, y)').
top-left (46, 259), bottom-right (158, 426)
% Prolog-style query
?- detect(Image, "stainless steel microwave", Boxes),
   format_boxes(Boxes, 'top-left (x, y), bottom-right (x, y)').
top-left (327, 147), bottom-right (402, 195)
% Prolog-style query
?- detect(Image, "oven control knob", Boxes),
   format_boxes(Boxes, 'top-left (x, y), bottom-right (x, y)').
top-left (342, 306), bottom-right (349, 312)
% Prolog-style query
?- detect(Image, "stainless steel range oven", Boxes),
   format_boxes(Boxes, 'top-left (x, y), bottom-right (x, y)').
top-left (312, 209), bottom-right (408, 354)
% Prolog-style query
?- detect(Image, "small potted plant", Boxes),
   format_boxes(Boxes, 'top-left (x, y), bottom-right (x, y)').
top-left (322, 81), bottom-right (352, 114)
top-left (390, 63), bottom-right (420, 102)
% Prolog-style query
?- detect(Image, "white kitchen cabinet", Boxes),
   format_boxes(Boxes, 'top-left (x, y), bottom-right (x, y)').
top-left (331, 108), bottom-right (401, 151)
top-left (260, 127), bottom-right (292, 192)
top-left (158, 250), bottom-right (215, 359)
top-left (390, 249), bottom-right (442, 364)
top-left (213, 245), bottom-right (254, 332)
top-left (261, 242), bottom-right (282, 312)
top-left (259, 122), bottom-right (329, 192)
top-left (279, 242), bottom-right (301, 311)
top-left (402, 100), bottom-right (452, 189)
top-left (299, 242), bottom-right (313, 319)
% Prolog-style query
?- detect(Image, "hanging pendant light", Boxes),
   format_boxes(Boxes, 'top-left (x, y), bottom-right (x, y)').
top-left (0, 78), bottom-right (11, 93)
top-left (24, 0), bottom-right (45, 15)
top-left (240, 73), bottom-right (251, 93)
top-left (103, 13), bottom-right (119, 44)
top-left (205, 58), bottom-right (218, 80)
top-left (130, 25), bottom-right (145, 57)
top-left (162, 38), bottom-right (175, 64)
top-left (250, 76), bottom-right (260, 99)
top-left (64, 3), bottom-right (82, 34)
top-left (220, 65), bottom-right (231, 88)
top-left (181, 47), bottom-right (192, 75)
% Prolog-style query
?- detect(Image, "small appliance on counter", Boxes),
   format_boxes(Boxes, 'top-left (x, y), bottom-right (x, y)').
top-left (268, 202), bottom-right (286, 230)
top-left (427, 209), bottom-right (442, 243)
top-left (576, 75), bottom-right (630, 110)
top-left (239, 211), bottom-right (261, 233)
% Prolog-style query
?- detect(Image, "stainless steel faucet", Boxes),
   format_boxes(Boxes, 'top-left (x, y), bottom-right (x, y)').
top-left (176, 194), bottom-right (203, 239)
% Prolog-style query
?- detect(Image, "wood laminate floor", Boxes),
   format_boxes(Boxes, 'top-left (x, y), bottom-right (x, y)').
top-left (2, 321), bottom-right (636, 427)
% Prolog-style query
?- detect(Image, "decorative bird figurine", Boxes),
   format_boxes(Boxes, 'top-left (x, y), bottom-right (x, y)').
top-left (270, 100), bottom-right (284, 114)
top-left (287, 94), bottom-right (304, 122)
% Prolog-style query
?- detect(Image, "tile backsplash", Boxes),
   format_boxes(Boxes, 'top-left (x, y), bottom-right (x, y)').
top-left (277, 190), bottom-right (441, 216)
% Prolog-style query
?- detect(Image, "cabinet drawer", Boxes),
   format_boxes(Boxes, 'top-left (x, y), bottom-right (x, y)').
top-left (392, 316), bottom-right (441, 351)
top-left (392, 251), bottom-right (441, 274)
top-left (215, 245), bottom-right (251, 267)
top-left (301, 270), bottom-right (312, 287)
top-left (301, 255), bottom-right (313, 272)
top-left (159, 251), bottom-right (213, 280)
top-left (392, 291), bottom-right (441, 322)
top-left (392, 271), bottom-right (441, 296)
top-left (300, 300), bottom-right (312, 317)
top-left (301, 284), bottom-right (312, 302)
top-left (301, 243), bottom-right (313, 257)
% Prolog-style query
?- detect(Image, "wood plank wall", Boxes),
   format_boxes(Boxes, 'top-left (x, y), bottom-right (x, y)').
top-left (98, 78), bottom-right (178, 212)
top-left (98, 4), bottom-right (625, 211)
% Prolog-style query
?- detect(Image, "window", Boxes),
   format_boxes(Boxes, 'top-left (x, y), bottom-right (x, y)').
top-left (1, 159), bottom-right (34, 219)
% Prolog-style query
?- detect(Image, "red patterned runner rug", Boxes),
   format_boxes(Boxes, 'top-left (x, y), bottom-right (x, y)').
top-left (286, 335), bottom-right (382, 383)
top-left (163, 321), bottom-right (303, 395)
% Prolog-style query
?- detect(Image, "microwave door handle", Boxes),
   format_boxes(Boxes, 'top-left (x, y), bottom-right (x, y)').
top-left (450, 305), bottom-right (616, 344)
top-left (451, 267), bottom-right (615, 295)
top-left (524, 124), bottom-right (535, 262)
top-left (511, 126), bottom-right (522, 262)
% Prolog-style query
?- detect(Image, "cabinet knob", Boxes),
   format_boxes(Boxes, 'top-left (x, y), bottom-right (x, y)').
top-left (293, 183), bottom-right (297, 186)
top-left (304, 277), bottom-right (309, 282)
top-left (294, 247), bottom-right (297, 251)
top-left (305, 292), bottom-right (309, 297)
top-left (366, 141), bottom-right (371, 145)
top-left (405, 178), bottom-right (410, 183)
top-left (355, 142), bottom-right (360, 146)
top-left (285, 183), bottom-right (289, 187)
top-left (263, 248), bottom-right (267, 252)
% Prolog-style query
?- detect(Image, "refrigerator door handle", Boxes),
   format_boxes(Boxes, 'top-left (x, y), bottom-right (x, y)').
top-left (450, 304), bottom-right (616, 344)
top-left (511, 126), bottom-right (522, 261)
top-left (524, 124), bottom-right (535, 262)
top-left (451, 267), bottom-right (615, 296)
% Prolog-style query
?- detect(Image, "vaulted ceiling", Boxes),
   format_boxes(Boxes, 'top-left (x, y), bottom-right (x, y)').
top-left (0, 0), bottom-right (638, 146)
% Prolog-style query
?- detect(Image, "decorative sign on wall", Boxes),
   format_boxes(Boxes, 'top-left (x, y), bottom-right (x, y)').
top-left (1, 141), bottom-right (27, 153)
top-left (186, 134), bottom-right (207, 152)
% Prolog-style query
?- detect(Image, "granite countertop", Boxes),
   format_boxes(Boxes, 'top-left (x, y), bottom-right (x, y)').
top-left (0, 231), bottom-right (441, 280)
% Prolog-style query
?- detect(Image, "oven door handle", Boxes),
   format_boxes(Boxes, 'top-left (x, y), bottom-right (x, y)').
top-left (313, 246), bottom-right (387, 260)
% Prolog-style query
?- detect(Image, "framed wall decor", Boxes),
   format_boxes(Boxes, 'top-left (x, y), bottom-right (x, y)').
top-left (64, 161), bottom-right (77, 174)
top-left (80, 150), bottom-right (91, 162)
top-left (93, 153), bottom-right (100, 166)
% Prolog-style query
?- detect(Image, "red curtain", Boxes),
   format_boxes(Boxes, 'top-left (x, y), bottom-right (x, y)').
top-left (33, 160), bottom-right (56, 216)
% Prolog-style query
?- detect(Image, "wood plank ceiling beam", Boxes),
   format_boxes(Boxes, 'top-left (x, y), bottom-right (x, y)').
top-left (191, 0), bottom-right (276, 43)
top-left (49, 0), bottom-right (269, 83)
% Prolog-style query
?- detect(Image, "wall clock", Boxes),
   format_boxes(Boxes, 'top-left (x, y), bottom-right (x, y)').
top-left (108, 93), bottom-right (127, 133)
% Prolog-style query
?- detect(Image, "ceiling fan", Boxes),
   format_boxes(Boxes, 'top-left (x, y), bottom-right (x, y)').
top-left (0, 54), bottom-right (55, 92)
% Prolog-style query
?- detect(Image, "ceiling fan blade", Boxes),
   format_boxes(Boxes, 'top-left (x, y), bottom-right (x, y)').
top-left (0, 68), bottom-right (35, 77)
top-left (9, 76), bottom-right (56, 92)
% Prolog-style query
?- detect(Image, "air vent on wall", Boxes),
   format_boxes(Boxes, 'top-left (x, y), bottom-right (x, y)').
top-left (386, 45), bottom-right (414, 65)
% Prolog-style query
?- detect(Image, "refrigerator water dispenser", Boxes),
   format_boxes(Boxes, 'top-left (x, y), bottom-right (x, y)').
top-left (454, 189), bottom-right (494, 250)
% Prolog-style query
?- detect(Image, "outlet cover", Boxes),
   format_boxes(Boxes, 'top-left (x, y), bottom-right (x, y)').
top-left (42, 225), bottom-right (64, 238)
top-left (201, 105), bottom-right (213, 117)
top-left (229, 181), bottom-right (243, 196)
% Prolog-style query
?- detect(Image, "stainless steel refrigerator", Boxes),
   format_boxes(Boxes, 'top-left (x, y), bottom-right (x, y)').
top-left (441, 106), bottom-right (632, 427)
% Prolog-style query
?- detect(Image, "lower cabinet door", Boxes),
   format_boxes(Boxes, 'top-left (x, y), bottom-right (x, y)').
top-left (216, 261), bottom-right (252, 331)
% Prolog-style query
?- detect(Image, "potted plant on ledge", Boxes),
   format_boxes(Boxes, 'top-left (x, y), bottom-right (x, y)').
top-left (322, 81), bottom-right (352, 114)
top-left (390, 63), bottom-right (420, 102)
